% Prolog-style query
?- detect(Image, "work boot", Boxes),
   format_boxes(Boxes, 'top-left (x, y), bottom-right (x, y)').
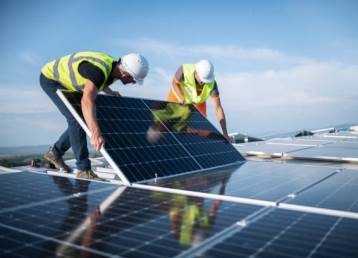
top-left (76, 169), bottom-right (99, 180)
top-left (43, 147), bottom-right (72, 173)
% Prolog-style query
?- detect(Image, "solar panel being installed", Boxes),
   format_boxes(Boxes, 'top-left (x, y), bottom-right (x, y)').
top-left (57, 90), bottom-right (244, 184)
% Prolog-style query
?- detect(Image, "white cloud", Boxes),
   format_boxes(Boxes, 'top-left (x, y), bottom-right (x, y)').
top-left (206, 61), bottom-right (358, 134)
top-left (218, 61), bottom-right (358, 110)
top-left (0, 86), bottom-right (56, 114)
top-left (18, 51), bottom-right (43, 66)
top-left (118, 38), bottom-right (313, 64)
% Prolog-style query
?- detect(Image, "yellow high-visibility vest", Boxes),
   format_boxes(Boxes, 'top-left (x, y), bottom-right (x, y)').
top-left (180, 64), bottom-right (215, 104)
top-left (41, 51), bottom-right (115, 91)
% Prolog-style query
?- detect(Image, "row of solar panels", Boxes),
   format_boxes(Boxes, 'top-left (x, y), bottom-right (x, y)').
top-left (1, 165), bottom-right (357, 257)
top-left (236, 131), bottom-right (358, 163)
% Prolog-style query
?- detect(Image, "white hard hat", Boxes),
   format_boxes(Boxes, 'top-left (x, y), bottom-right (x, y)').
top-left (120, 53), bottom-right (149, 85)
top-left (195, 59), bottom-right (214, 83)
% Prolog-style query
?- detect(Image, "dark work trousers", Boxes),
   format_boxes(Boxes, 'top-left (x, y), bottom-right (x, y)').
top-left (40, 73), bottom-right (90, 170)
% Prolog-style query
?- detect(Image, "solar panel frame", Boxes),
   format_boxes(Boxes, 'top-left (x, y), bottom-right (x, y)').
top-left (57, 90), bottom-right (244, 185)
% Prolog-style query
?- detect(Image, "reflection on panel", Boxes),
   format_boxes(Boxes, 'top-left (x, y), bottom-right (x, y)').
top-left (144, 100), bottom-right (243, 169)
top-left (148, 161), bottom-right (337, 202)
top-left (0, 172), bottom-right (114, 211)
top-left (0, 173), bottom-right (261, 257)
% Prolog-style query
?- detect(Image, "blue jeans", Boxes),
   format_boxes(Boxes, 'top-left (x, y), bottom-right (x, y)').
top-left (40, 73), bottom-right (90, 170)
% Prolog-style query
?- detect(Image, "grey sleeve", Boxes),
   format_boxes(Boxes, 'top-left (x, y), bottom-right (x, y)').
top-left (210, 81), bottom-right (220, 96)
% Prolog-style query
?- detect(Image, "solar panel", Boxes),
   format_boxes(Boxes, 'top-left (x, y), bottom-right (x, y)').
top-left (146, 161), bottom-right (338, 202)
top-left (2, 164), bottom-right (358, 257)
top-left (57, 90), bottom-right (244, 183)
top-left (199, 209), bottom-right (358, 258)
top-left (288, 142), bottom-right (358, 162)
top-left (235, 142), bottom-right (314, 157)
top-left (286, 169), bottom-right (358, 212)
top-left (0, 172), bottom-right (262, 257)
top-left (0, 172), bottom-right (115, 211)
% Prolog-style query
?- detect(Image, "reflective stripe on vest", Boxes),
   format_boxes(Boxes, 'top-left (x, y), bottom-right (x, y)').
top-left (179, 64), bottom-right (215, 104)
top-left (41, 52), bottom-right (115, 91)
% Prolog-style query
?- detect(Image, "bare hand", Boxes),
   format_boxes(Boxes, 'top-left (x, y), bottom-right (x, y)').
top-left (91, 133), bottom-right (105, 151)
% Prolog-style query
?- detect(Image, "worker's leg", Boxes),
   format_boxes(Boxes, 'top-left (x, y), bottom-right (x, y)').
top-left (53, 129), bottom-right (71, 156)
top-left (67, 118), bottom-right (90, 170)
top-left (39, 74), bottom-right (90, 170)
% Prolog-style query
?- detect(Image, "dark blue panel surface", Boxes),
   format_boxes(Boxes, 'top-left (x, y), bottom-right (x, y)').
top-left (0, 225), bottom-right (108, 258)
top-left (0, 172), bottom-right (114, 211)
top-left (61, 91), bottom-right (244, 183)
top-left (287, 169), bottom-right (358, 212)
top-left (148, 161), bottom-right (337, 202)
top-left (0, 174), bottom-right (261, 258)
top-left (202, 209), bottom-right (358, 258)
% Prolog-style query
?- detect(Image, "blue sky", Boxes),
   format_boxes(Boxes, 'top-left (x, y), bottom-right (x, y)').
top-left (0, 0), bottom-right (357, 146)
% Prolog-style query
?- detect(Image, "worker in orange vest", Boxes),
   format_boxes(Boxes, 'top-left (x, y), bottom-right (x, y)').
top-left (167, 60), bottom-right (230, 141)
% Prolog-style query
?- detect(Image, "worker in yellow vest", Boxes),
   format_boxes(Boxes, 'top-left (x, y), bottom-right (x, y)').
top-left (40, 51), bottom-right (149, 179)
top-left (167, 60), bottom-right (230, 141)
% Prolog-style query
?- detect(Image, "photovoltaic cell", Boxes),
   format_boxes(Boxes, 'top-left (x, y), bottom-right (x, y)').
top-left (59, 91), bottom-right (244, 183)
top-left (201, 209), bottom-right (358, 258)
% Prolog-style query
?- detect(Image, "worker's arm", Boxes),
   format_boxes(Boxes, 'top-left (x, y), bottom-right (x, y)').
top-left (172, 78), bottom-right (185, 104)
top-left (211, 95), bottom-right (230, 141)
top-left (81, 80), bottom-right (104, 151)
top-left (103, 87), bottom-right (121, 97)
